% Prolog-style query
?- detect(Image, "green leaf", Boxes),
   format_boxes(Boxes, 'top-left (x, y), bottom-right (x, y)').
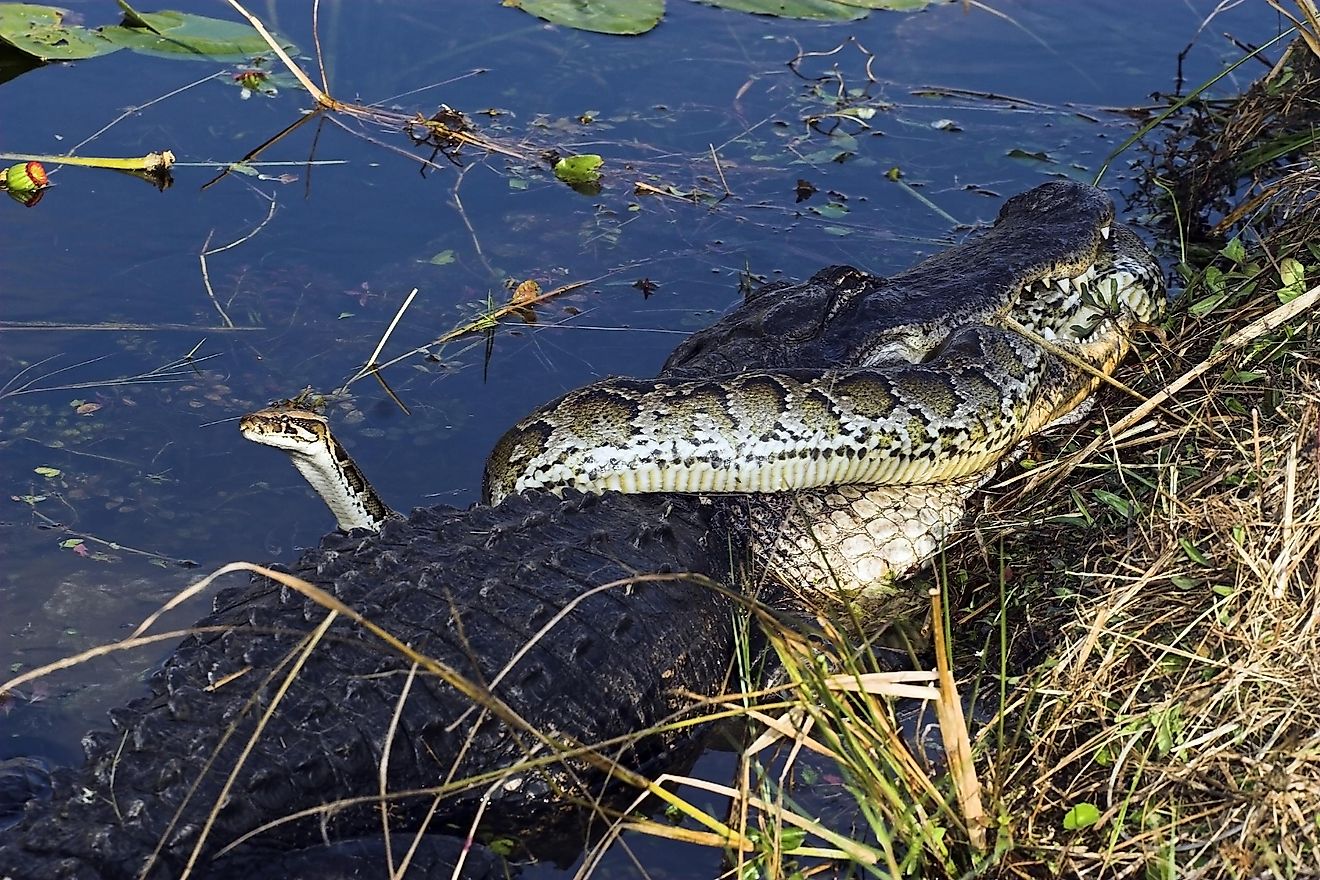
top-left (1063, 802), bottom-right (1100, 830)
top-left (1278, 256), bottom-right (1307, 303)
top-left (513, 0), bottom-right (663, 35)
top-left (0, 4), bottom-right (290, 63)
top-left (1006, 147), bottom-right (1054, 163)
top-left (427, 249), bottom-right (456, 266)
top-left (33, 465), bottom-right (61, 478)
top-left (115, 0), bottom-right (157, 31)
top-left (698, 0), bottom-right (868, 21)
top-left (1281, 257), bottom-right (1305, 287)
top-left (1179, 538), bottom-right (1211, 566)
top-left (834, 106), bottom-right (876, 119)
top-left (0, 4), bottom-right (120, 60)
top-left (553, 153), bottom-right (603, 185)
top-left (58, 538), bottom-right (83, 549)
top-left (779, 827), bottom-right (807, 850)
top-left (830, 0), bottom-right (942, 6)
top-left (810, 202), bottom-right (848, 219)
top-left (1092, 488), bottom-right (1132, 518)
top-left (99, 10), bottom-right (294, 61)
top-left (1220, 237), bottom-right (1246, 265)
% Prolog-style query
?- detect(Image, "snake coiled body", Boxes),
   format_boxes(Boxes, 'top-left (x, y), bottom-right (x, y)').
top-left (246, 181), bottom-right (1165, 599)
top-left (487, 326), bottom-right (1067, 500)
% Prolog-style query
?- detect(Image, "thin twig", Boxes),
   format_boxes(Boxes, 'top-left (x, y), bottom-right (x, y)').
top-left (198, 194), bottom-right (279, 328)
top-left (709, 143), bottom-right (731, 197)
top-left (66, 71), bottom-right (223, 155)
top-left (223, 0), bottom-right (335, 107)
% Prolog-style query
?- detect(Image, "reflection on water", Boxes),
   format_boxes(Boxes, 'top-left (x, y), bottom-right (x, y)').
top-left (0, 0), bottom-right (1282, 874)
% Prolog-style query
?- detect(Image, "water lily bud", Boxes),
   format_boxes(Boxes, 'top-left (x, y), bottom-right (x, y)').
top-left (5, 161), bottom-right (48, 194)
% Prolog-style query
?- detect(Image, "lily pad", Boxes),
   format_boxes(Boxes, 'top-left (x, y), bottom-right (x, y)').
top-left (506, 0), bottom-right (938, 34)
top-left (554, 153), bottom-right (604, 185)
top-left (0, 4), bottom-right (119, 60)
top-left (0, 3), bottom-right (291, 64)
top-left (99, 10), bottom-right (293, 61)
top-left (513, 0), bottom-right (664, 35)
top-left (830, 0), bottom-right (943, 8)
top-left (696, 0), bottom-right (868, 20)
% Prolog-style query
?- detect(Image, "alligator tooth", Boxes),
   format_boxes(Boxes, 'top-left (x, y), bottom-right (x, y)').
top-left (1100, 225), bottom-right (1111, 240)
top-left (1056, 278), bottom-right (1071, 293)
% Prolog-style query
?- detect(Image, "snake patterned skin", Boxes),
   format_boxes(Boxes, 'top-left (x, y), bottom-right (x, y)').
top-left (246, 182), bottom-right (1165, 602)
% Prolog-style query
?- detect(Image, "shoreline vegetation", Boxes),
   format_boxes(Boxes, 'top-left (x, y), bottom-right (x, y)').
top-left (781, 28), bottom-right (1320, 879)
top-left (651, 23), bottom-right (1320, 880)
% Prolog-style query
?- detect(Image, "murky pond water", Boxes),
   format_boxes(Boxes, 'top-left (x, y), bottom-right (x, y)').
top-left (0, 0), bottom-right (1285, 873)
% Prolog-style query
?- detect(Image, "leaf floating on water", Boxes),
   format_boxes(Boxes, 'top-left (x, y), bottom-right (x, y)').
top-left (98, 10), bottom-right (295, 61)
top-left (74, 401), bottom-right (101, 415)
top-left (508, 279), bottom-right (541, 324)
top-left (33, 466), bottom-right (60, 478)
top-left (811, 201), bottom-right (848, 219)
top-left (427, 249), bottom-right (456, 266)
top-left (0, 3), bottom-right (294, 63)
top-left (834, 106), bottom-right (877, 120)
top-left (509, 0), bottom-right (664, 35)
top-left (511, 279), bottom-right (542, 304)
top-left (553, 153), bottom-right (604, 185)
top-left (114, 0), bottom-right (159, 33)
top-left (1006, 147), bottom-right (1055, 164)
top-left (863, 0), bottom-right (943, 7)
top-left (507, 0), bottom-right (936, 32)
top-left (0, 4), bottom-right (119, 60)
top-left (700, 0), bottom-right (865, 20)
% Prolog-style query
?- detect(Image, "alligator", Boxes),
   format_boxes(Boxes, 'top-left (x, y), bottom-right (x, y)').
top-left (0, 181), bottom-right (1163, 879)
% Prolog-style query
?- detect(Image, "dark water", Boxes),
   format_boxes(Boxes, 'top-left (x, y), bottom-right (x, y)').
top-left (0, 0), bottom-right (1284, 873)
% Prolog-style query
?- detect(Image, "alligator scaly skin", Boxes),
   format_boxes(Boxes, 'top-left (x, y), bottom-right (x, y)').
top-left (0, 492), bottom-right (729, 879)
top-left (0, 181), bottom-right (1158, 877)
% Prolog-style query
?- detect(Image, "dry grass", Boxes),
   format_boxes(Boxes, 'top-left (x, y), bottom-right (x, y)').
top-left (702, 34), bottom-right (1320, 878)
top-left (942, 41), bottom-right (1320, 874)
top-left (703, 267), bottom-right (1320, 878)
top-left (979, 293), bottom-right (1320, 877)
